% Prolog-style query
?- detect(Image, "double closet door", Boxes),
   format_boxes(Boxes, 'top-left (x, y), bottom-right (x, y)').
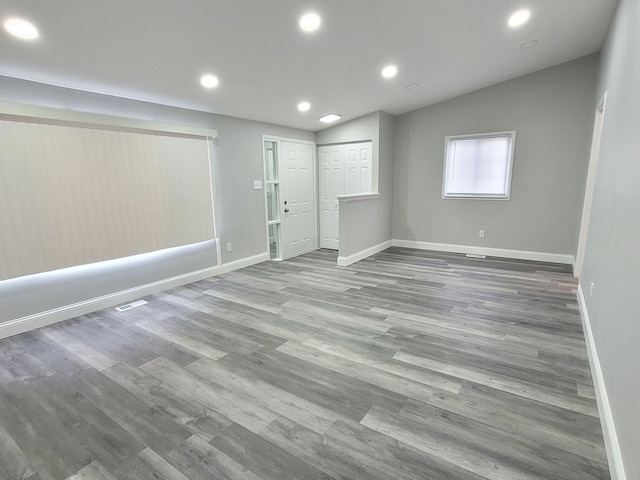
top-left (318, 142), bottom-right (373, 250)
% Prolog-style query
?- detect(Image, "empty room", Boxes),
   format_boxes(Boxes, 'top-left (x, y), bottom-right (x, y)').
top-left (0, 1), bottom-right (637, 479)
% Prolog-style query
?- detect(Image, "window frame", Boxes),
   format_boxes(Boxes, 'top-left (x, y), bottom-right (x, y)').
top-left (442, 131), bottom-right (516, 200)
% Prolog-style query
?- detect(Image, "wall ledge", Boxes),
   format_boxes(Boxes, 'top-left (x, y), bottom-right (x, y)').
top-left (577, 284), bottom-right (627, 480)
top-left (337, 192), bottom-right (380, 202)
top-left (391, 239), bottom-right (575, 265)
top-left (0, 251), bottom-right (269, 340)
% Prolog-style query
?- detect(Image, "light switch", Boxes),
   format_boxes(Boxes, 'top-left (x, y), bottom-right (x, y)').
top-left (253, 180), bottom-right (263, 190)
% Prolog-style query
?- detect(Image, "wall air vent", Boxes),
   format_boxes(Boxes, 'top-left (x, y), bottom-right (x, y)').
top-left (115, 299), bottom-right (148, 312)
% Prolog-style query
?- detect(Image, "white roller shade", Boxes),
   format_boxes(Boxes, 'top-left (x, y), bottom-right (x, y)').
top-left (0, 115), bottom-right (216, 281)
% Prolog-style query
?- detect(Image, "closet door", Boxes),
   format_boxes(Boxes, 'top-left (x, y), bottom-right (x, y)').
top-left (345, 142), bottom-right (373, 194)
top-left (319, 145), bottom-right (344, 249)
top-left (318, 141), bottom-right (373, 250)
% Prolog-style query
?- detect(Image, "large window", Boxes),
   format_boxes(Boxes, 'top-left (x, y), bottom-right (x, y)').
top-left (442, 131), bottom-right (516, 199)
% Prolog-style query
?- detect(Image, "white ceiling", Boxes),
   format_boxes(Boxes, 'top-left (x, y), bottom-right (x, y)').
top-left (0, 0), bottom-right (618, 131)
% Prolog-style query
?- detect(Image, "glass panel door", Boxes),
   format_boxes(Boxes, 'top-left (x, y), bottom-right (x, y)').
top-left (264, 140), bottom-right (282, 260)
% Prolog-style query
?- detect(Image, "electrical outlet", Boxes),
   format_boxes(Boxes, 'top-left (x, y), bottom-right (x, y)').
top-left (226, 243), bottom-right (232, 252)
top-left (479, 230), bottom-right (485, 238)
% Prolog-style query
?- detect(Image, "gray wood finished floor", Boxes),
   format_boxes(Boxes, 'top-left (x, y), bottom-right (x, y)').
top-left (0, 248), bottom-right (610, 480)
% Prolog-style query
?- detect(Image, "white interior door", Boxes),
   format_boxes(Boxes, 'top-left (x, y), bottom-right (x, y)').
top-left (345, 142), bottom-right (372, 194)
top-left (319, 145), bottom-right (344, 249)
top-left (318, 141), bottom-right (373, 250)
top-left (280, 141), bottom-right (316, 258)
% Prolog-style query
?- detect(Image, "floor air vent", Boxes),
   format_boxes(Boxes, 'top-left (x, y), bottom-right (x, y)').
top-left (465, 253), bottom-right (486, 259)
top-left (115, 299), bottom-right (148, 312)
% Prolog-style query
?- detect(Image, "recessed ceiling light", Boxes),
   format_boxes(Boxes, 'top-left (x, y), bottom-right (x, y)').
top-left (520, 40), bottom-right (538, 49)
top-left (508, 9), bottom-right (530, 28)
top-left (318, 113), bottom-right (341, 124)
top-left (200, 74), bottom-right (219, 89)
top-left (404, 83), bottom-right (419, 90)
top-left (297, 101), bottom-right (311, 112)
top-left (4, 18), bottom-right (39, 40)
top-left (382, 65), bottom-right (398, 79)
top-left (299, 13), bottom-right (321, 32)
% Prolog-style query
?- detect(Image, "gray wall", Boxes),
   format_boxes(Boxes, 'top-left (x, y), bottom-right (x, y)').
top-left (581, 0), bottom-right (640, 477)
top-left (392, 55), bottom-right (598, 256)
top-left (0, 76), bottom-right (313, 323)
top-left (317, 111), bottom-right (395, 257)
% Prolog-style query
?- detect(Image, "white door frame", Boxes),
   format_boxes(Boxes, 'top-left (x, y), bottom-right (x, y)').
top-left (575, 91), bottom-right (607, 278)
top-left (262, 135), bottom-right (318, 259)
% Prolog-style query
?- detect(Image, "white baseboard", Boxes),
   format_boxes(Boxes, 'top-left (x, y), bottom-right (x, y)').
top-left (337, 240), bottom-right (393, 267)
top-left (577, 284), bottom-right (626, 480)
top-left (0, 251), bottom-right (269, 340)
top-left (391, 239), bottom-right (575, 265)
top-left (212, 252), bottom-right (270, 276)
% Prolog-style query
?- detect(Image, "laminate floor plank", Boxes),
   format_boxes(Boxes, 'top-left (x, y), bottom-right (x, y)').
top-left (0, 424), bottom-right (36, 480)
top-left (24, 374), bottom-right (145, 474)
top-left (134, 316), bottom-right (229, 361)
top-left (186, 357), bottom-right (340, 434)
top-left (428, 383), bottom-right (608, 463)
top-left (0, 247), bottom-right (610, 479)
top-left (63, 368), bottom-right (192, 457)
top-left (218, 350), bottom-right (408, 422)
top-left (0, 338), bottom-right (52, 384)
top-left (140, 356), bottom-right (278, 434)
top-left (277, 340), bottom-right (437, 402)
top-left (209, 422), bottom-right (336, 480)
top-left (84, 314), bottom-right (200, 367)
top-left (57, 313), bottom-right (159, 368)
top-left (112, 448), bottom-right (190, 480)
top-left (163, 434), bottom-right (263, 480)
top-left (100, 362), bottom-right (232, 441)
top-left (324, 418), bottom-right (487, 480)
top-left (394, 350), bottom-right (599, 416)
top-left (259, 416), bottom-right (383, 480)
top-left (65, 460), bottom-right (117, 480)
top-left (10, 332), bottom-right (92, 379)
top-left (0, 380), bottom-right (94, 479)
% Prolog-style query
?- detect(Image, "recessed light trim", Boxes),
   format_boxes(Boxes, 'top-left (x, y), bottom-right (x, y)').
top-left (297, 101), bottom-right (311, 112)
top-left (318, 113), bottom-right (341, 124)
top-left (382, 65), bottom-right (398, 79)
top-left (4, 18), bottom-right (39, 40)
top-left (200, 74), bottom-right (219, 89)
top-left (299, 13), bottom-right (321, 32)
top-left (508, 9), bottom-right (531, 28)
top-left (520, 40), bottom-right (538, 49)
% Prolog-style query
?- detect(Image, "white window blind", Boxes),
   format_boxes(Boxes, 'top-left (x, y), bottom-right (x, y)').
top-left (443, 131), bottom-right (516, 199)
top-left (0, 114), bottom-right (216, 281)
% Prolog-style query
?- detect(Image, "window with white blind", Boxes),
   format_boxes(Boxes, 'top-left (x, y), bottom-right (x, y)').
top-left (442, 131), bottom-right (516, 199)
top-left (0, 113), bottom-right (217, 281)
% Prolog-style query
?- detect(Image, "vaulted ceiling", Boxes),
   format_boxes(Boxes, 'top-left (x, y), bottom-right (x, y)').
top-left (0, 0), bottom-right (618, 131)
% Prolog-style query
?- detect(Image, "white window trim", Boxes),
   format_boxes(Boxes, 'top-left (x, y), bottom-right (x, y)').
top-left (442, 131), bottom-right (516, 200)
